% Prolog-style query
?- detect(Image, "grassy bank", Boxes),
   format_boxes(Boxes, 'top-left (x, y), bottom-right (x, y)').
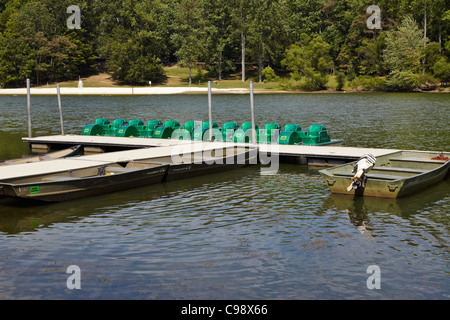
top-left (34, 66), bottom-right (449, 93)
top-left (34, 68), bottom-right (347, 92)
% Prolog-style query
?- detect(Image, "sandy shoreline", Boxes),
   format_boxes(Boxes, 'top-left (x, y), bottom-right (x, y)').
top-left (0, 86), bottom-right (253, 95)
top-left (1, 86), bottom-right (447, 95)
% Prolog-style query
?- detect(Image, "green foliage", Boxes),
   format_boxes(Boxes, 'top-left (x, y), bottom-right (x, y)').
top-left (0, 0), bottom-right (97, 87)
top-left (417, 73), bottom-right (439, 90)
top-left (433, 57), bottom-right (450, 85)
top-left (383, 16), bottom-right (425, 74)
top-left (424, 42), bottom-right (443, 72)
top-left (301, 73), bottom-right (329, 91)
top-left (351, 75), bottom-right (386, 91)
top-left (385, 70), bottom-right (420, 91)
top-left (202, 0), bottom-right (235, 80)
top-left (262, 66), bottom-right (278, 82)
top-left (335, 72), bottom-right (346, 91)
top-left (101, 30), bottom-right (166, 85)
top-left (282, 34), bottom-right (333, 90)
top-left (171, 0), bottom-right (206, 84)
top-left (0, 0), bottom-right (449, 90)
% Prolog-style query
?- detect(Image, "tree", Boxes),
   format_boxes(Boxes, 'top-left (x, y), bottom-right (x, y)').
top-left (0, 1), bottom-right (57, 86)
top-left (47, 35), bottom-right (78, 82)
top-left (262, 66), bottom-right (278, 82)
top-left (433, 57), bottom-right (450, 85)
top-left (247, 0), bottom-right (285, 83)
top-left (383, 16), bottom-right (427, 74)
top-left (98, 0), bottom-right (167, 85)
top-left (282, 34), bottom-right (333, 90)
top-left (355, 36), bottom-right (386, 76)
top-left (0, 33), bottom-right (34, 86)
top-left (171, 0), bottom-right (206, 86)
top-left (102, 28), bottom-right (166, 85)
top-left (335, 71), bottom-right (346, 91)
top-left (230, 0), bottom-right (252, 82)
top-left (282, 0), bottom-right (327, 40)
top-left (385, 70), bottom-right (420, 91)
top-left (202, 0), bottom-right (235, 80)
top-left (424, 42), bottom-right (443, 73)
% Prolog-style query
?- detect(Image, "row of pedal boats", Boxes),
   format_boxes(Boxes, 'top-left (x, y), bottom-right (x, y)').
top-left (0, 145), bottom-right (448, 202)
top-left (0, 145), bottom-right (256, 202)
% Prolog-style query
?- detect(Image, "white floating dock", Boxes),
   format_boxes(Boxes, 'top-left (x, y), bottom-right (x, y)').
top-left (6, 134), bottom-right (444, 181)
top-left (23, 135), bottom-right (397, 156)
top-left (0, 146), bottom-right (172, 180)
top-left (0, 143), bottom-right (249, 180)
top-left (260, 143), bottom-right (400, 165)
top-left (21, 134), bottom-right (402, 167)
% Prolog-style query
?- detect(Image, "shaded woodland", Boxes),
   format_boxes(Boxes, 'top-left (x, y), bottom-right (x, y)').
top-left (0, 0), bottom-right (449, 90)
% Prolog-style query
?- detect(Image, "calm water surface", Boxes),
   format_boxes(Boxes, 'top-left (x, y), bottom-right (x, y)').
top-left (0, 93), bottom-right (448, 300)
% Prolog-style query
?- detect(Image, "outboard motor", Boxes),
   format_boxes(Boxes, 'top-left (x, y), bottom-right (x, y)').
top-left (347, 154), bottom-right (377, 192)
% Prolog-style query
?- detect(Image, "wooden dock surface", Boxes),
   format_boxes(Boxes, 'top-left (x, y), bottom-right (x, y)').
top-left (0, 146), bottom-right (174, 180)
top-left (22, 134), bottom-right (400, 160)
top-left (4, 134), bottom-right (443, 180)
top-left (23, 134), bottom-right (195, 149)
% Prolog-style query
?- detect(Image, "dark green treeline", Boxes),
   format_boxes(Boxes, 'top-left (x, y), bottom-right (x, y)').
top-left (0, 0), bottom-right (449, 90)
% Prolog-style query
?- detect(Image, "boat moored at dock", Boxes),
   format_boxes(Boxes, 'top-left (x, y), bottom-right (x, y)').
top-left (0, 145), bottom-right (256, 202)
top-left (0, 161), bottom-right (170, 202)
top-left (319, 151), bottom-right (450, 198)
top-left (0, 145), bottom-right (81, 166)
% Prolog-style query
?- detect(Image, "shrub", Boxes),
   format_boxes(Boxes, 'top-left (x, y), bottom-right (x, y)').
top-left (299, 73), bottom-right (328, 91)
top-left (385, 71), bottom-right (419, 91)
top-left (335, 72), bottom-right (346, 91)
top-left (351, 76), bottom-right (386, 91)
top-left (262, 66), bottom-right (278, 82)
top-left (417, 73), bottom-right (439, 90)
top-left (433, 58), bottom-right (450, 86)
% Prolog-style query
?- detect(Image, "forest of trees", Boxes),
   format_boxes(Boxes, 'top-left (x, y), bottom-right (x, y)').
top-left (0, 0), bottom-right (449, 91)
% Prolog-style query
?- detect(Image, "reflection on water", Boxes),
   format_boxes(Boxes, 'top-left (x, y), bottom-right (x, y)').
top-left (0, 94), bottom-right (449, 299)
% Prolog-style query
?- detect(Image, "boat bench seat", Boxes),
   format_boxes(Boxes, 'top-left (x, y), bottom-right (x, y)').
top-left (373, 167), bottom-right (427, 174)
top-left (124, 162), bottom-right (168, 169)
top-left (106, 167), bottom-right (135, 173)
top-left (334, 172), bottom-right (401, 181)
top-left (42, 176), bottom-right (80, 182)
top-left (389, 157), bottom-right (447, 164)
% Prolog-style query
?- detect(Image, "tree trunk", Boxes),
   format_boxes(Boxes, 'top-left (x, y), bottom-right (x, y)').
top-left (241, 31), bottom-right (246, 82)
top-left (422, 0), bottom-right (427, 74)
top-left (36, 56), bottom-right (41, 86)
top-left (189, 66), bottom-right (192, 87)
top-left (218, 51), bottom-right (223, 80)
top-left (259, 55), bottom-right (263, 83)
top-left (438, 24), bottom-right (442, 54)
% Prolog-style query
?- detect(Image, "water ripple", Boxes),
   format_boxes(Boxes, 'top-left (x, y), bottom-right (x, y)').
top-left (0, 94), bottom-right (448, 299)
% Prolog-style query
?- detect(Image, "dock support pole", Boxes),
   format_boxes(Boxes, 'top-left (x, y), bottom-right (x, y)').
top-left (57, 84), bottom-right (65, 135)
top-left (250, 81), bottom-right (256, 145)
top-left (208, 81), bottom-right (213, 142)
top-left (27, 78), bottom-right (32, 138)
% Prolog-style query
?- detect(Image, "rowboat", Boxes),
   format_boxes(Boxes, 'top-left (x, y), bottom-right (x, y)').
top-left (0, 146), bottom-right (256, 202)
top-left (319, 151), bottom-right (450, 198)
top-left (0, 145), bottom-right (81, 166)
top-left (0, 161), bottom-right (170, 202)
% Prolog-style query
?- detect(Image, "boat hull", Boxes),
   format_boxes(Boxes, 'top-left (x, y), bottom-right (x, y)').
top-left (0, 146), bottom-right (257, 202)
top-left (0, 165), bottom-right (169, 202)
top-left (165, 148), bottom-right (257, 181)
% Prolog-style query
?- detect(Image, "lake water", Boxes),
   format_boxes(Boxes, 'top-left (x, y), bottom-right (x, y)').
top-left (0, 92), bottom-right (448, 300)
